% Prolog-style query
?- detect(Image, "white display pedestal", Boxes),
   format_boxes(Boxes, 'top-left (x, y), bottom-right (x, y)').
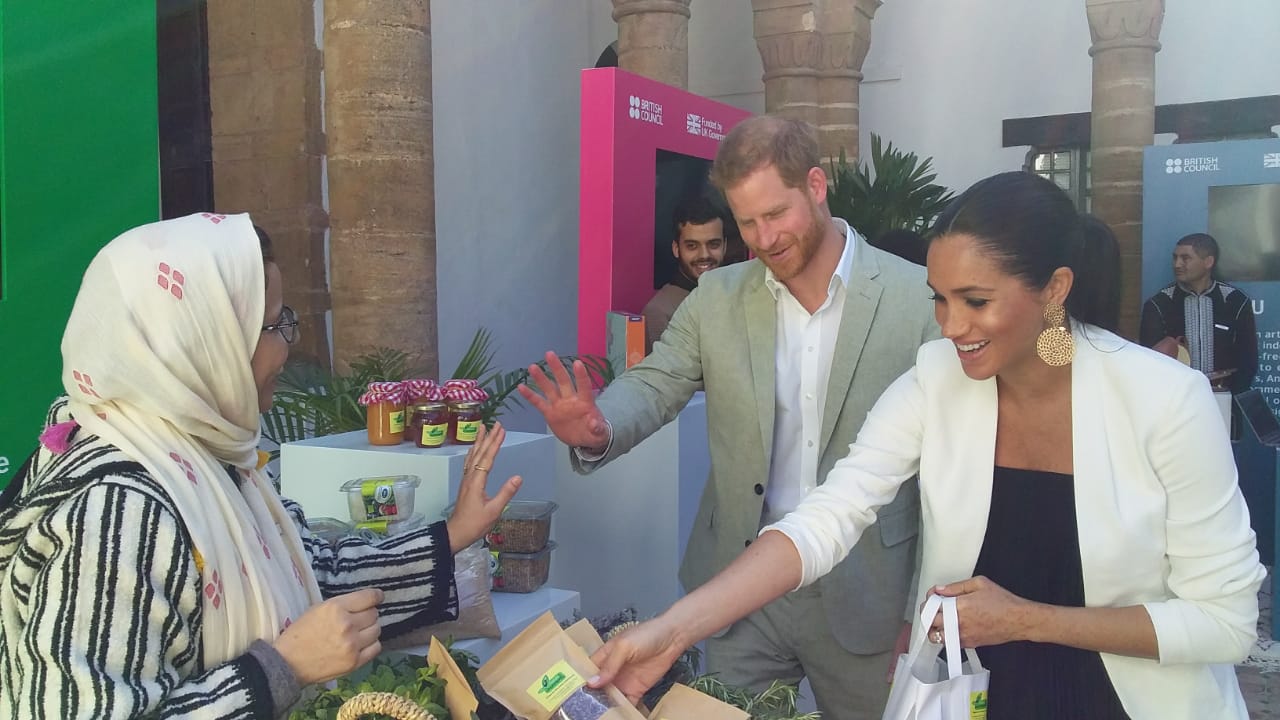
top-left (281, 430), bottom-right (576, 665)
top-left (388, 587), bottom-right (581, 664)
top-left (279, 396), bottom-right (711, 650)
top-left (548, 394), bottom-right (709, 619)
top-left (280, 430), bottom-right (558, 523)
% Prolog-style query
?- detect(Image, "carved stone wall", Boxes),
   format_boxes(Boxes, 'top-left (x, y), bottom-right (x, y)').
top-left (207, 0), bottom-right (330, 363)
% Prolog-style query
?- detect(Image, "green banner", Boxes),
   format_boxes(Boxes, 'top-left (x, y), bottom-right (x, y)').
top-left (0, 0), bottom-right (159, 487)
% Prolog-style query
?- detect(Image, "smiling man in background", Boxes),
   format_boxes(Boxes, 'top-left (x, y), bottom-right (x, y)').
top-left (643, 193), bottom-right (727, 353)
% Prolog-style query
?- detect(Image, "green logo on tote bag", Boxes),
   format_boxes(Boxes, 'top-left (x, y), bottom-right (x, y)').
top-left (970, 690), bottom-right (988, 719)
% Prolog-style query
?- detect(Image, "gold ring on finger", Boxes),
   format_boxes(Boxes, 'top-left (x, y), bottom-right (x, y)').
top-left (473, 465), bottom-right (489, 471)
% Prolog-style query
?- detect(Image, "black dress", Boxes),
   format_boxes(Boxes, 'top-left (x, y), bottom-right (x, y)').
top-left (969, 466), bottom-right (1131, 719)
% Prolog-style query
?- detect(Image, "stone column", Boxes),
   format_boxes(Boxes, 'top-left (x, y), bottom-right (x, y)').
top-left (325, 0), bottom-right (438, 373)
top-left (208, 0), bottom-right (331, 364)
top-left (612, 0), bottom-right (692, 89)
top-left (815, 0), bottom-right (880, 165)
top-left (1087, 0), bottom-right (1164, 339)
top-left (752, 0), bottom-right (820, 126)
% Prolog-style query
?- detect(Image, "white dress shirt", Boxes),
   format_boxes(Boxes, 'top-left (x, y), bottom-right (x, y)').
top-left (760, 220), bottom-right (856, 525)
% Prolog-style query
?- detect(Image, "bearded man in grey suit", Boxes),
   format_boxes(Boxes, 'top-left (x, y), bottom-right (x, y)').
top-left (520, 115), bottom-right (938, 720)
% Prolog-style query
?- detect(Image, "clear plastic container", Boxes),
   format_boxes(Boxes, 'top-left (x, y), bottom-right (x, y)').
top-left (442, 499), bottom-right (558, 553)
top-left (353, 512), bottom-right (428, 542)
top-left (491, 541), bottom-right (556, 593)
top-left (307, 516), bottom-right (351, 546)
top-left (341, 475), bottom-right (420, 522)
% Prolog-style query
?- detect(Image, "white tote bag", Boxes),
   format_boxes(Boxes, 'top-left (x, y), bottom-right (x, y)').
top-left (883, 594), bottom-right (990, 720)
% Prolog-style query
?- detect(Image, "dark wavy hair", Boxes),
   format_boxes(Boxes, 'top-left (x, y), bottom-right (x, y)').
top-left (253, 224), bottom-right (275, 262)
top-left (671, 192), bottom-right (725, 238)
top-left (930, 171), bottom-right (1121, 333)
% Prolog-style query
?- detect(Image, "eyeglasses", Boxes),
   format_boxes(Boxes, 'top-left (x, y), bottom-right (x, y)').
top-left (262, 306), bottom-right (300, 345)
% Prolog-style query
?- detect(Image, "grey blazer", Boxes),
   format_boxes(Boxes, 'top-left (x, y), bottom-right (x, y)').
top-left (573, 229), bottom-right (938, 653)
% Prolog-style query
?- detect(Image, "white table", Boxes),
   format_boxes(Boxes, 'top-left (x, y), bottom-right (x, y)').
top-left (282, 429), bottom-right (578, 664)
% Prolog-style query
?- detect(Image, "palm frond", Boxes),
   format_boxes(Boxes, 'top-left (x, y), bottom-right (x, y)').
top-left (450, 328), bottom-right (498, 381)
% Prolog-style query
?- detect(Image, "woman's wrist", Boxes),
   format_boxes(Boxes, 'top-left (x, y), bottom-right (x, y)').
top-left (1020, 601), bottom-right (1058, 644)
top-left (444, 518), bottom-right (466, 555)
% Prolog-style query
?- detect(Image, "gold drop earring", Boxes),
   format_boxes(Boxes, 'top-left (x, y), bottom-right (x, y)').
top-left (1036, 303), bottom-right (1074, 366)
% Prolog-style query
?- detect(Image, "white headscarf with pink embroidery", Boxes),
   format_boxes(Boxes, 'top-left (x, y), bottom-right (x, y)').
top-left (60, 212), bottom-right (322, 667)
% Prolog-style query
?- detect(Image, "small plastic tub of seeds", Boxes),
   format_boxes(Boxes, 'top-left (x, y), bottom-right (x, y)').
top-left (341, 475), bottom-right (420, 522)
top-left (442, 499), bottom-right (558, 553)
top-left (491, 541), bottom-right (556, 593)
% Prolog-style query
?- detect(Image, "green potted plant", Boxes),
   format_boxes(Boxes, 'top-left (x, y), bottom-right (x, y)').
top-left (826, 133), bottom-right (955, 242)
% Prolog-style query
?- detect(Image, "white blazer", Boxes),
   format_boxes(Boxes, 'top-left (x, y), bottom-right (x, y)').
top-left (771, 324), bottom-right (1265, 719)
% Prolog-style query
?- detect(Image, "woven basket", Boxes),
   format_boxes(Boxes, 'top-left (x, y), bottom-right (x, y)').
top-left (337, 692), bottom-right (438, 720)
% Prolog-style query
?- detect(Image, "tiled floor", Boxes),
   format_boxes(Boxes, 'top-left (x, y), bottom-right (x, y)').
top-left (1241, 570), bottom-right (1279, 718)
top-left (1240, 665), bottom-right (1277, 719)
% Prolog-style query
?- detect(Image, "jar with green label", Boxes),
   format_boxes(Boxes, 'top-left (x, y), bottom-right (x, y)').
top-left (366, 398), bottom-right (405, 445)
top-left (410, 401), bottom-right (450, 448)
top-left (450, 401), bottom-right (483, 445)
top-left (359, 381), bottom-right (406, 445)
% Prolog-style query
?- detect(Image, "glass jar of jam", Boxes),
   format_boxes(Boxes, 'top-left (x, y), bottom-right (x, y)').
top-left (366, 399), bottom-right (405, 445)
top-left (449, 401), bottom-right (483, 445)
top-left (404, 402), bottom-right (428, 445)
top-left (410, 402), bottom-right (450, 448)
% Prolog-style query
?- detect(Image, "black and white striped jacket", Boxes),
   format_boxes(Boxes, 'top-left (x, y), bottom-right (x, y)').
top-left (0, 400), bottom-right (457, 719)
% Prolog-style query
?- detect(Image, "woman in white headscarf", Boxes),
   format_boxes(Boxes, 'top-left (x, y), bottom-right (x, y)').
top-left (0, 213), bottom-right (520, 719)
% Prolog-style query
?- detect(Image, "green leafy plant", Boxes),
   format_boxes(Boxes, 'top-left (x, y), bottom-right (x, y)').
top-left (688, 676), bottom-right (820, 720)
top-left (288, 652), bottom-right (462, 720)
top-left (827, 133), bottom-right (956, 242)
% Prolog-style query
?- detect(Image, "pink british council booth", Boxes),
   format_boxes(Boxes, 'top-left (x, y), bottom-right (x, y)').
top-left (577, 67), bottom-right (752, 358)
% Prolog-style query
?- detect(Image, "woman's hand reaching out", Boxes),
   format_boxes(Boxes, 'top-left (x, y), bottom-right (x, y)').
top-left (445, 422), bottom-right (522, 553)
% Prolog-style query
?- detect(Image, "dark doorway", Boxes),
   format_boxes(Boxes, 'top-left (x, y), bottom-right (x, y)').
top-left (157, 0), bottom-right (214, 218)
